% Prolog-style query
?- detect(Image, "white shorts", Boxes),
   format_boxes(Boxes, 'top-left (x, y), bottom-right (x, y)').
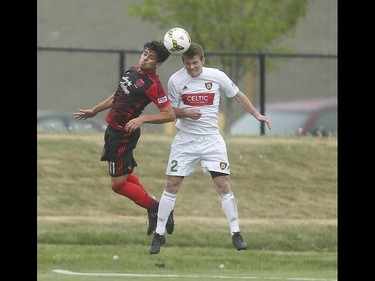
top-left (166, 130), bottom-right (230, 176)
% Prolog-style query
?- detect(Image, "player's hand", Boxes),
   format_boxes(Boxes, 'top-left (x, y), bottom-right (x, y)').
top-left (187, 109), bottom-right (202, 120)
top-left (125, 117), bottom-right (144, 133)
top-left (256, 115), bottom-right (272, 130)
top-left (265, 119), bottom-right (272, 130)
top-left (73, 109), bottom-right (97, 120)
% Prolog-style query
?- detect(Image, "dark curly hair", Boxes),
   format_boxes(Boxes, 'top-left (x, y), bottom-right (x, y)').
top-left (144, 41), bottom-right (170, 63)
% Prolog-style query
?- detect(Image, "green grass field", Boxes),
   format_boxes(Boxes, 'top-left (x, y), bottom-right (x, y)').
top-left (37, 133), bottom-right (337, 281)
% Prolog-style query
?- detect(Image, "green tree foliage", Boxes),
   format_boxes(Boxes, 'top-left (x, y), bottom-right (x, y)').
top-left (128, 0), bottom-right (311, 54)
top-left (128, 0), bottom-right (313, 132)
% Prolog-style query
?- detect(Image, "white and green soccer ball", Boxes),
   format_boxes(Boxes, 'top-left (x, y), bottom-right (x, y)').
top-left (163, 27), bottom-right (191, 55)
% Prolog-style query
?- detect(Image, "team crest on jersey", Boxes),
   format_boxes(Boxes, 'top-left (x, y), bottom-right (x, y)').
top-left (220, 162), bottom-right (228, 170)
top-left (205, 82), bottom-right (213, 90)
top-left (135, 79), bottom-right (145, 88)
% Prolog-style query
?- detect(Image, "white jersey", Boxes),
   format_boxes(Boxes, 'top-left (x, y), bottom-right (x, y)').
top-left (168, 67), bottom-right (239, 135)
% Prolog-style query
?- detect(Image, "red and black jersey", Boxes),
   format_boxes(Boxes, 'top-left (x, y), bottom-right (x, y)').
top-left (105, 65), bottom-right (170, 131)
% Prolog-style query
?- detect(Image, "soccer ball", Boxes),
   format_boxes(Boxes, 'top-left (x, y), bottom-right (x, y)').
top-left (163, 27), bottom-right (191, 55)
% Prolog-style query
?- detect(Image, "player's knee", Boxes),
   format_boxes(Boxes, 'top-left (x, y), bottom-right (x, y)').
top-left (165, 176), bottom-right (183, 193)
top-left (111, 181), bottom-right (127, 194)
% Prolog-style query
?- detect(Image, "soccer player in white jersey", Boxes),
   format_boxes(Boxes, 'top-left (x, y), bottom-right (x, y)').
top-left (149, 43), bottom-right (272, 254)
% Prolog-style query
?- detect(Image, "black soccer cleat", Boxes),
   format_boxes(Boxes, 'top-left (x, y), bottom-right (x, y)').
top-left (147, 211), bottom-right (158, 235)
top-left (149, 233), bottom-right (166, 254)
top-left (166, 210), bottom-right (175, 235)
top-left (232, 232), bottom-right (247, 250)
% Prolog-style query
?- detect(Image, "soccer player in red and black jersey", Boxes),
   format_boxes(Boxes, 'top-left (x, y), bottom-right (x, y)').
top-left (73, 41), bottom-right (175, 236)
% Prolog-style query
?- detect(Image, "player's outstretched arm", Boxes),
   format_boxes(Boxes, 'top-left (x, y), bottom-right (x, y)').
top-left (234, 91), bottom-right (272, 130)
top-left (73, 93), bottom-right (115, 120)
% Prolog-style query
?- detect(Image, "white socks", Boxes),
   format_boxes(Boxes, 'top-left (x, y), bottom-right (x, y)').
top-left (155, 191), bottom-right (240, 235)
top-left (156, 191), bottom-right (177, 235)
top-left (220, 192), bottom-right (240, 234)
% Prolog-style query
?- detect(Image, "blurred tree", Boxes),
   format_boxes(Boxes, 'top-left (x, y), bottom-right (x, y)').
top-left (128, 0), bottom-right (313, 132)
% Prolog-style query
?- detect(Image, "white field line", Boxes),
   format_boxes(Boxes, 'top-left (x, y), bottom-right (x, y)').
top-left (53, 269), bottom-right (337, 281)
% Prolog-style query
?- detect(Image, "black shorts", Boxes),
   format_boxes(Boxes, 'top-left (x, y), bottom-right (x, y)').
top-left (100, 125), bottom-right (141, 177)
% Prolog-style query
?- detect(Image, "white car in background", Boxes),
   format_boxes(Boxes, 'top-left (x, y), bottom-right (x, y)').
top-left (230, 97), bottom-right (337, 137)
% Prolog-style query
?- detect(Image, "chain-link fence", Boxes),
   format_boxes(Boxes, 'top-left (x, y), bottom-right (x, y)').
top-left (37, 46), bottom-right (337, 136)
